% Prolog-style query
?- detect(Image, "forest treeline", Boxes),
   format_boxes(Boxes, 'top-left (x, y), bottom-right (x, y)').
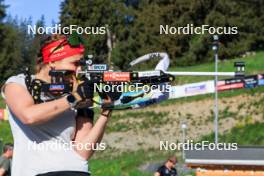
top-left (0, 0), bottom-right (263, 84)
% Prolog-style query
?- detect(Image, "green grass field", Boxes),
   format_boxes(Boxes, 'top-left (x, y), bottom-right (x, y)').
top-left (0, 96), bottom-right (5, 109)
top-left (155, 51), bottom-right (264, 106)
top-left (89, 150), bottom-right (174, 176)
top-left (0, 121), bottom-right (12, 143)
top-left (201, 122), bottom-right (264, 145)
top-left (90, 122), bottom-right (264, 175)
top-left (170, 51), bottom-right (264, 84)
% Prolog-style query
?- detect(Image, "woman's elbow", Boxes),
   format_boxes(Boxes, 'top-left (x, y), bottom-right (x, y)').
top-left (74, 149), bottom-right (93, 161)
top-left (21, 118), bottom-right (36, 125)
top-left (20, 111), bottom-right (39, 125)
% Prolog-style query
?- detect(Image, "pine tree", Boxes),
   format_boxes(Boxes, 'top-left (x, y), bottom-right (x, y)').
top-left (59, 0), bottom-right (263, 68)
top-left (60, 0), bottom-right (136, 67)
top-left (0, 0), bottom-right (23, 84)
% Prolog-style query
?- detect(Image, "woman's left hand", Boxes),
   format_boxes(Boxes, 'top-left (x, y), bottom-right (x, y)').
top-left (100, 95), bottom-right (112, 118)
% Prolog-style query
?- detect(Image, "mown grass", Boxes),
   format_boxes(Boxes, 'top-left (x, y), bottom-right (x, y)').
top-left (90, 150), bottom-right (157, 176)
top-left (89, 149), bottom-right (194, 176)
top-left (90, 122), bottom-right (264, 175)
top-left (0, 96), bottom-right (5, 109)
top-left (200, 122), bottom-right (264, 145)
top-left (155, 83), bottom-right (264, 107)
top-left (170, 51), bottom-right (264, 84)
top-left (140, 51), bottom-right (264, 107)
top-left (107, 111), bottom-right (169, 132)
top-left (0, 121), bottom-right (13, 143)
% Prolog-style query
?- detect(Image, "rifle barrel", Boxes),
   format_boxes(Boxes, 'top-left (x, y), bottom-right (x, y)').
top-left (165, 71), bottom-right (236, 76)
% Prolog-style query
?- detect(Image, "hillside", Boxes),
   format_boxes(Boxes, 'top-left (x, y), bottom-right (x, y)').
top-left (201, 122), bottom-right (264, 145)
top-left (0, 51), bottom-right (264, 175)
top-left (103, 91), bottom-right (264, 152)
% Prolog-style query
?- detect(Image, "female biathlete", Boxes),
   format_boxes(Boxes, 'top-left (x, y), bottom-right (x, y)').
top-left (1, 34), bottom-right (111, 176)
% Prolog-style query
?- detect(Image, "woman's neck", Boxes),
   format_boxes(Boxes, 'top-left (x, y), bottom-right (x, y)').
top-left (35, 68), bottom-right (51, 83)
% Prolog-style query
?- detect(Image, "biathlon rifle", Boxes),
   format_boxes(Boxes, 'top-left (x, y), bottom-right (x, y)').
top-left (42, 54), bottom-right (175, 101)
top-left (41, 52), bottom-right (246, 110)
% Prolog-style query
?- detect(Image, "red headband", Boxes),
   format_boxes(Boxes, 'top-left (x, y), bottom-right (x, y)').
top-left (41, 38), bottom-right (85, 63)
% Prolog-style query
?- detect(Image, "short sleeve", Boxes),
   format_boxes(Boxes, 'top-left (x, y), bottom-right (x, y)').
top-left (1, 74), bottom-right (27, 99)
top-left (0, 158), bottom-right (10, 172)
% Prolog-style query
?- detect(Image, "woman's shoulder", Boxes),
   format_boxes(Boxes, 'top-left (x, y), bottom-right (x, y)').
top-left (1, 74), bottom-right (31, 98)
top-left (5, 73), bottom-right (27, 86)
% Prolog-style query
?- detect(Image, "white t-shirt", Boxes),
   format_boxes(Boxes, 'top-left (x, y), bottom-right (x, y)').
top-left (1, 74), bottom-right (89, 176)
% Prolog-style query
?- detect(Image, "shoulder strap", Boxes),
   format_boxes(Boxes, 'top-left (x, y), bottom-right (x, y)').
top-left (24, 68), bottom-right (44, 104)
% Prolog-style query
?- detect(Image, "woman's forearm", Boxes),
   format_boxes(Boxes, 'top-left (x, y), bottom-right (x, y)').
top-left (21, 97), bottom-right (70, 125)
top-left (4, 83), bottom-right (72, 125)
top-left (94, 110), bottom-right (111, 144)
top-left (74, 114), bottom-right (109, 159)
